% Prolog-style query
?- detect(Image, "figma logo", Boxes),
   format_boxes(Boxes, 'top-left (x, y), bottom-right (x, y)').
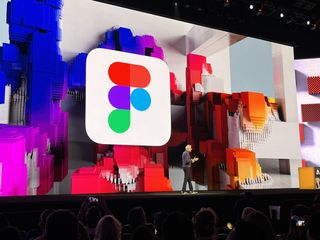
top-left (107, 62), bottom-right (151, 133)
top-left (86, 48), bottom-right (171, 146)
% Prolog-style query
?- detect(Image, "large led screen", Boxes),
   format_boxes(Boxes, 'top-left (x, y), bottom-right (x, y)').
top-left (0, 0), bottom-right (304, 196)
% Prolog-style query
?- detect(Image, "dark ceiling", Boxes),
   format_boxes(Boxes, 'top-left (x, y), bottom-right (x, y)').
top-left (94, 0), bottom-right (320, 59)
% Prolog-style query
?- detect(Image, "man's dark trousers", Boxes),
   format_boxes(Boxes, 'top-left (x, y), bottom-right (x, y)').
top-left (182, 167), bottom-right (193, 192)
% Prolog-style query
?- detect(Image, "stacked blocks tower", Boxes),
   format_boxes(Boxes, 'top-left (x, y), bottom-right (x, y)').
top-left (186, 53), bottom-right (229, 189)
top-left (0, 0), bottom-right (68, 195)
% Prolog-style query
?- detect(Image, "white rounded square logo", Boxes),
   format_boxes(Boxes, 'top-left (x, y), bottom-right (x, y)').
top-left (85, 48), bottom-right (171, 146)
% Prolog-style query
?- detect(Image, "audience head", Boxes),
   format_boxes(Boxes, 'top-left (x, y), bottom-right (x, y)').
top-left (86, 206), bottom-right (102, 228)
top-left (246, 210), bottom-right (274, 240)
top-left (128, 206), bottom-right (147, 230)
top-left (132, 225), bottom-right (155, 240)
top-left (162, 211), bottom-right (194, 240)
top-left (79, 221), bottom-right (90, 240)
top-left (234, 192), bottom-right (256, 223)
top-left (0, 213), bottom-right (9, 229)
top-left (287, 204), bottom-right (310, 240)
top-left (230, 221), bottom-right (267, 240)
top-left (94, 215), bottom-right (121, 240)
top-left (311, 194), bottom-right (320, 214)
top-left (291, 204), bottom-right (311, 218)
top-left (153, 211), bottom-right (168, 237)
top-left (45, 209), bottom-right (79, 240)
top-left (39, 209), bottom-right (55, 231)
top-left (307, 213), bottom-right (320, 240)
top-left (241, 207), bottom-right (256, 221)
top-left (0, 226), bottom-right (21, 240)
top-left (193, 207), bottom-right (218, 240)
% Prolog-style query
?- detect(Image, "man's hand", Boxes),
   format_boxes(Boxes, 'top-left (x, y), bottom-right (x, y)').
top-left (192, 157), bottom-right (199, 163)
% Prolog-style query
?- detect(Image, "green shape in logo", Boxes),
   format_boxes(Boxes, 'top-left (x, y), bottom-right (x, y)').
top-left (108, 109), bottom-right (130, 133)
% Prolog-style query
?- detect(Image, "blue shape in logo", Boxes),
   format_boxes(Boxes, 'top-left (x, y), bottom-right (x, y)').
top-left (130, 88), bottom-right (151, 111)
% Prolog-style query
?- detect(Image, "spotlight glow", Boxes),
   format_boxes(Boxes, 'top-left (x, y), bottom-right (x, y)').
top-left (249, 4), bottom-right (254, 10)
top-left (280, 12), bottom-right (284, 18)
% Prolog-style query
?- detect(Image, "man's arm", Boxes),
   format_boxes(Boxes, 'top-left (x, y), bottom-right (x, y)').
top-left (191, 157), bottom-right (199, 163)
top-left (182, 151), bottom-right (191, 166)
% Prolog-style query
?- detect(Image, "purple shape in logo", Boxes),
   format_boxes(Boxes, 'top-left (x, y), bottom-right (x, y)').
top-left (108, 86), bottom-right (130, 110)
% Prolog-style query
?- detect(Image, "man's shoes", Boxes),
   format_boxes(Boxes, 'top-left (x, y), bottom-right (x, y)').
top-left (181, 191), bottom-right (188, 194)
top-left (190, 191), bottom-right (198, 194)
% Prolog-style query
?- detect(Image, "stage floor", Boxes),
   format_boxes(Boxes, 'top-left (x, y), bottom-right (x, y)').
top-left (48, 158), bottom-right (301, 195)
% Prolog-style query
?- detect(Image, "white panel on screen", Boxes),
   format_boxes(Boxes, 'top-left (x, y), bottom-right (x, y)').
top-left (295, 58), bottom-right (320, 167)
top-left (0, 85), bottom-right (11, 124)
top-left (206, 48), bottom-right (232, 94)
top-left (0, 0), bottom-right (9, 45)
top-left (254, 122), bottom-right (301, 159)
top-left (272, 44), bottom-right (299, 122)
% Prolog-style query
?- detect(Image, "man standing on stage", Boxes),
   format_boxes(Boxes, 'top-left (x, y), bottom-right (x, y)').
top-left (181, 144), bottom-right (198, 194)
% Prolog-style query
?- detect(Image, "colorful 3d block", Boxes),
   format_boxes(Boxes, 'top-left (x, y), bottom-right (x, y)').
top-left (0, 124), bottom-right (55, 195)
top-left (0, 72), bottom-right (5, 104)
top-left (187, 54), bottom-right (207, 71)
top-left (298, 167), bottom-right (320, 189)
top-left (0, 129), bottom-right (27, 196)
top-left (144, 164), bottom-right (172, 192)
top-left (307, 76), bottom-right (320, 95)
top-left (69, 53), bottom-right (87, 87)
top-left (170, 72), bottom-right (181, 94)
top-left (113, 146), bottom-right (149, 169)
top-left (241, 92), bottom-right (267, 130)
top-left (301, 103), bottom-right (320, 122)
top-left (299, 123), bottom-right (304, 143)
top-left (226, 148), bottom-right (258, 182)
top-left (71, 166), bottom-right (116, 194)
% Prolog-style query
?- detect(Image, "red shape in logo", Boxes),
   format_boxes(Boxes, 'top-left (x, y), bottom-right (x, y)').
top-left (108, 62), bottom-right (151, 87)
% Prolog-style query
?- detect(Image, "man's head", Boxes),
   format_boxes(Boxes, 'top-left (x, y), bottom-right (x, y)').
top-left (185, 144), bottom-right (192, 152)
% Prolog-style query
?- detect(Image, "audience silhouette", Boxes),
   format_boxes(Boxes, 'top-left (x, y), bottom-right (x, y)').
top-left (1, 194), bottom-right (320, 240)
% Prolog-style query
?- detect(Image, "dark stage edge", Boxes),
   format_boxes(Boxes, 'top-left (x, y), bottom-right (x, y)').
top-left (0, 188), bottom-right (319, 233)
top-left (0, 188), bottom-right (318, 203)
